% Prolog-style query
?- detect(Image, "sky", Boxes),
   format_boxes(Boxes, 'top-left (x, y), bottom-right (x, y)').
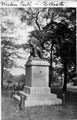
top-left (1, 8), bottom-right (34, 75)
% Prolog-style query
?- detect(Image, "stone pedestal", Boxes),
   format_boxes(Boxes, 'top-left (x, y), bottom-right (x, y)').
top-left (14, 58), bottom-right (62, 107)
top-left (25, 59), bottom-right (49, 87)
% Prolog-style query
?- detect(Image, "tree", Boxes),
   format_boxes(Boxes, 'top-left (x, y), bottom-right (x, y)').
top-left (19, 8), bottom-right (76, 90)
top-left (42, 8), bottom-right (76, 88)
top-left (1, 9), bottom-right (22, 89)
top-left (55, 20), bottom-right (76, 91)
top-left (1, 24), bottom-right (15, 88)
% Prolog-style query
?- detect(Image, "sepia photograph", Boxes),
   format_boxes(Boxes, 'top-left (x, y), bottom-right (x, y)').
top-left (1, 7), bottom-right (77, 120)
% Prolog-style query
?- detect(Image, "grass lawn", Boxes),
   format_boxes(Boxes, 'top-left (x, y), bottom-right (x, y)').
top-left (1, 89), bottom-right (77, 120)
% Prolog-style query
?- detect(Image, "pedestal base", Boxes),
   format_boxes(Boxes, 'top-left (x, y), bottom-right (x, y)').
top-left (24, 99), bottom-right (62, 107)
top-left (13, 59), bottom-right (62, 107)
top-left (14, 86), bottom-right (62, 107)
top-left (24, 86), bottom-right (50, 94)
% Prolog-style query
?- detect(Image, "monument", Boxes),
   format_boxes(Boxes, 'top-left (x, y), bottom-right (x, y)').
top-left (14, 44), bottom-right (62, 107)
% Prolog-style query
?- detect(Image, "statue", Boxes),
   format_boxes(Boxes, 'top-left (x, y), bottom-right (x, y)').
top-left (29, 43), bottom-right (43, 59)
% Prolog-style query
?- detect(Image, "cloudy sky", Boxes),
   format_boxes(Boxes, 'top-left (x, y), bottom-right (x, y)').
top-left (1, 8), bottom-right (34, 75)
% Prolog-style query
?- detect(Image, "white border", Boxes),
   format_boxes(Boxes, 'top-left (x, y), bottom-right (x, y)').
top-left (0, 0), bottom-right (77, 7)
top-left (0, 0), bottom-right (77, 120)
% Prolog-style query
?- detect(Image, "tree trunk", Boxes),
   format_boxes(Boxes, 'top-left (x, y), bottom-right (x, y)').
top-left (1, 65), bottom-right (4, 90)
top-left (62, 62), bottom-right (67, 91)
top-left (49, 57), bottom-right (52, 87)
top-left (49, 42), bottom-right (54, 87)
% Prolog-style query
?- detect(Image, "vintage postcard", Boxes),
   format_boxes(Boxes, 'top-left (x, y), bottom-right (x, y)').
top-left (0, 0), bottom-right (77, 120)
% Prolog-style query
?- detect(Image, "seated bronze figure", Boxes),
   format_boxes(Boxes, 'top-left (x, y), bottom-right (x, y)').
top-left (30, 44), bottom-right (43, 59)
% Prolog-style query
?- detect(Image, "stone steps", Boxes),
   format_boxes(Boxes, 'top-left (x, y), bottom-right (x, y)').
top-left (13, 90), bottom-right (62, 107)
top-left (18, 91), bottom-right (57, 100)
top-left (13, 93), bottom-right (62, 107)
top-left (25, 99), bottom-right (62, 107)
